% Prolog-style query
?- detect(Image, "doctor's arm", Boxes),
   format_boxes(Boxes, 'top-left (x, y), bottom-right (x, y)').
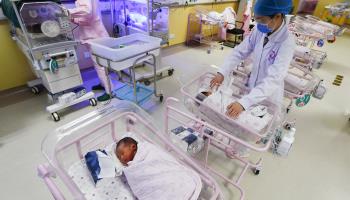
top-left (219, 30), bottom-right (255, 77)
top-left (237, 40), bottom-right (295, 111)
top-left (211, 30), bottom-right (255, 88)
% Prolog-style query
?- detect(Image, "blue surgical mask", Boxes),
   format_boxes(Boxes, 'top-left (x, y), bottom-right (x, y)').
top-left (257, 23), bottom-right (272, 33)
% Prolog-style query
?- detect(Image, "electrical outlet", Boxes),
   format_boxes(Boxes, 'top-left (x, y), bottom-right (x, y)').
top-left (169, 34), bottom-right (175, 39)
top-left (83, 52), bottom-right (91, 59)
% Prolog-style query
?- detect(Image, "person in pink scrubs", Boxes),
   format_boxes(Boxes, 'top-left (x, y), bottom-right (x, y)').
top-left (69, 0), bottom-right (111, 101)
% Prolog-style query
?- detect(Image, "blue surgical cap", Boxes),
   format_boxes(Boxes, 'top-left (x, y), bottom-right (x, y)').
top-left (254, 0), bottom-right (292, 16)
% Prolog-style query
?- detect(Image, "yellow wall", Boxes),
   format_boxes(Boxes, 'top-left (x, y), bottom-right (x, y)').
top-left (314, 0), bottom-right (340, 17)
top-left (0, 3), bottom-right (238, 90)
top-left (314, 0), bottom-right (350, 24)
top-left (0, 21), bottom-right (34, 91)
top-left (168, 2), bottom-right (238, 46)
top-left (293, 0), bottom-right (350, 24)
top-left (292, 0), bottom-right (299, 14)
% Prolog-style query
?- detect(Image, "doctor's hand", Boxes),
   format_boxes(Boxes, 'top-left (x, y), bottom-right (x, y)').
top-left (226, 102), bottom-right (244, 119)
top-left (210, 73), bottom-right (224, 89)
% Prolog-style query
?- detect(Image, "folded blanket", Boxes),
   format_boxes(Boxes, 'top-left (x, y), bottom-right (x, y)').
top-left (123, 142), bottom-right (202, 200)
top-left (84, 150), bottom-right (117, 184)
top-left (285, 73), bottom-right (309, 89)
top-left (294, 46), bottom-right (311, 59)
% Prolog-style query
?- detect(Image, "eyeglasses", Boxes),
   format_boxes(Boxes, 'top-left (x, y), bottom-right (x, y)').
top-left (254, 15), bottom-right (276, 24)
top-left (255, 17), bottom-right (272, 25)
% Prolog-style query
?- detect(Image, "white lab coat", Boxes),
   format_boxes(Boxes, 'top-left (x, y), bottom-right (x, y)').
top-left (219, 20), bottom-right (296, 111)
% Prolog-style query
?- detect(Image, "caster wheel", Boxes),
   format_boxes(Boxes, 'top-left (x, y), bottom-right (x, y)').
top-left (168, 69), bottom-right (174, 76)
top-left (144, 80), bottom-right (151, 86)
top-left (285, 123), bottom-right (292, 130)
top-left (159, 95), bottom-right (164, 102)
top-left (158, 72), bottom-right (163, 77)
top-left (51, 112), bottom-right (60, 122)
top-left (128, 119), bottom-right (135, 125)
top-left (89, 98), bottom-right (97, 106)
top-left (220, 46), bottom-right (224, 50)
top-left (253, 168), bottom-right (260, 175)
top-left (207, 50), bottom-right (211, 54)
top-left (286, 108), bottom-right (290, 113)
top-left (31, 86), bottom-right (40, 95)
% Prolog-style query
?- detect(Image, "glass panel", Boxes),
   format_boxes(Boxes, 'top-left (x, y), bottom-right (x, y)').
top-left (19, 2), bottom-right (74, 47)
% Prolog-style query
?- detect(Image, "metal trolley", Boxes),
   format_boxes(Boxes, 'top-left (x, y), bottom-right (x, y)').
top-left (88, 34), bottom-right (167, 104)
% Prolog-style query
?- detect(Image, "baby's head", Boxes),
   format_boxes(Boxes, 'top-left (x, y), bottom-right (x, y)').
top-left (115, 137), bottom-right (138, 166)
top-left (195, 91), bottom-right (212, 103)
top-left (201, 91), bottom-right (212, 96)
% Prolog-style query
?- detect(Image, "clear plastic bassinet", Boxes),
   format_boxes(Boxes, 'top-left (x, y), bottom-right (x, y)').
top-left (39, 100), bottom-right (223, 200)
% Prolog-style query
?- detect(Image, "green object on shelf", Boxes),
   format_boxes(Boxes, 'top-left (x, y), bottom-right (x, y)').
top-left (49, 59), bottom-right (59, 73)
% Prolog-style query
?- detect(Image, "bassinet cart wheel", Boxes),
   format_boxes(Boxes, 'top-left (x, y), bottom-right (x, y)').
top-left (220, 46), bottom-right (224, 50)
top-left (89, 98), bottom-right (97, 106)
top-left (286, 107), bottom-right (290, 113)
top-left (253, 168), bottom-right (260, 175)
top-left (51, 112), bottom-right (60, 122)
top-left (207, 49), bottom-right (211, 54)
top-left (168, 69), bottom-right (174, 76)
top-left (284, 123), bottom-right (292, 130)
top-left (144, 80), bottom-right (151, 86)
top-left (31, 86), bottom-right (40, 95)
top-left (159, 95), bottom-right (164, 102)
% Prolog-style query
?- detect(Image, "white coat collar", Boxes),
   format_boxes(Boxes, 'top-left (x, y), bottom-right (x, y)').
top-left (264, 19), bottom-right (288, 47)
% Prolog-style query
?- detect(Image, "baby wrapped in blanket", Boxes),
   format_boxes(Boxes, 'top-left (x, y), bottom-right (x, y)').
top-left (184, 76), bottom-right (273, 156)
top-left (114, 137), bottom-right (202, 200)
top-left (185, 77), bottom-right (273, 135)
top-left (200, 90), bottom-right (273, 134)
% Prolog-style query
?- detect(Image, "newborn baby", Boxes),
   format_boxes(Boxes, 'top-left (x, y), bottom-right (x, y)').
top-left (115, 137), bottom-right (138, 166)
top-left (191, 85), bottom-right (273, 133)
top-left (114, 137), bottom-right (202, 200)
top-left (195, 90), bottom-right (212, 103)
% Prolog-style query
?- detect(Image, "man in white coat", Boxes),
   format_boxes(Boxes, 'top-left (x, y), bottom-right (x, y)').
top-left (211, 0), bottom-right (295, 118)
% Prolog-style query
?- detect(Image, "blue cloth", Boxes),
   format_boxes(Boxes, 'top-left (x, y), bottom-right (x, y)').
top-left (254, 0), bottom-right (292, 16)
top-left (183, 134), bottom-right (197, 145)
top-left (84, 150), bottom-right (107, 184)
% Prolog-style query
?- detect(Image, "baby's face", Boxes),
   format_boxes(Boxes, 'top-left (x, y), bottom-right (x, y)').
top-left (115, 143), bottom-right (137, 166)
